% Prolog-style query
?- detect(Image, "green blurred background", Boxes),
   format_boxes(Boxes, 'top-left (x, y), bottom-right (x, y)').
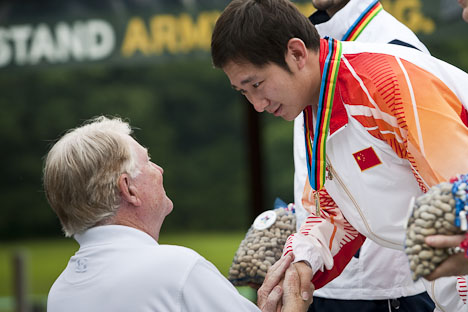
top-left (1, 0), bottom-right (467, 311)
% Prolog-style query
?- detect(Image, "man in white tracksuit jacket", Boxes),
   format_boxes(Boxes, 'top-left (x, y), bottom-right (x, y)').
top-left (286, 38), bottom-right (468, 310)
top-left (294, 0), bottom-right (434, 311)
top-left (211, 1), bottom-right (468, 311)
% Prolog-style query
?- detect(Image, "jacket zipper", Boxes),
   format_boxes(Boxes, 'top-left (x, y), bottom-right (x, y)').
top-left (431, 280), bottom-right (446, 312)
top-left (326, 156), bottom-right (401, 248)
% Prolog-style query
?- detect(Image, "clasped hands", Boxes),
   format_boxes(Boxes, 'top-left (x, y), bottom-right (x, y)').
top-left (256, 253), bottom-right (314, 312)
top-left (254, 234), bottom-right (468, 311)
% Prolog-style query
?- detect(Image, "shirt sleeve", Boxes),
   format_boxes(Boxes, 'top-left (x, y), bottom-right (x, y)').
top-left (181, 258), bottom-right (260, 312)
top-left (283, 185), bottom-right (365, 289)
top-left (341, 52), bottom-right (468, 189)
top-left (396, 58), bottom-right (468, 188)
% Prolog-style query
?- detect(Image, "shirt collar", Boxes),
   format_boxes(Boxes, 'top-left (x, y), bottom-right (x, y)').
top-left (314, 0), bottom-right (378, 40)
top-left (74, 225), bottom-right (158, 247)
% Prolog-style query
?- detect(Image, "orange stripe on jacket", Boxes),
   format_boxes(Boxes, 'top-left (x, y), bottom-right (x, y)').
top-left (329, 215), bottom-right (337, 250)
top-left (340, 53), bottom-right (468, 187)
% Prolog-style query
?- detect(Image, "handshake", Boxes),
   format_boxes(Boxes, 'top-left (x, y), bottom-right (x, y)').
top-left (257, 253), bottom-right (314, 312)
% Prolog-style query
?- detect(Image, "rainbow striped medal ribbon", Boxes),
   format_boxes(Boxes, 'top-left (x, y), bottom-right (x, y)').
top-left (341, 0), bottom-right (383, 41)
top-left (303, 38), bottom-right (342, 214)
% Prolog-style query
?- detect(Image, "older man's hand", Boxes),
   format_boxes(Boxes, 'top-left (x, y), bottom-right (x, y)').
top-left (257, 253), bottom-right (294, 311)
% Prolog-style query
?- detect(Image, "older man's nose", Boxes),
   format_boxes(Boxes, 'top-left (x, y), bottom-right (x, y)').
top-left (152, 162), bottom-right (164, 174)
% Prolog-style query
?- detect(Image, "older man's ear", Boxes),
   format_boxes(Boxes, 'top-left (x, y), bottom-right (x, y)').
top-left (118, 174), bottom-right (141, 207)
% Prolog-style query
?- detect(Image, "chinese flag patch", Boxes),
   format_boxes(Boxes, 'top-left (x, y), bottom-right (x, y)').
top-left (352, 146), bottom-right (382, 171)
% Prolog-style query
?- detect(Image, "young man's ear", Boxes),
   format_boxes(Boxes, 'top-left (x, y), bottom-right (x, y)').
top-left (286, 38), bottom-right (308, 70)
top-left (118, 173), bottom-right (141, 207)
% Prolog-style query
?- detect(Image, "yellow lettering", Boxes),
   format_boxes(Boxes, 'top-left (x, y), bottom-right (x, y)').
top-left (150, 15), bottom-right (179, 54)
top-left (178, 14), bottom-right (195, 52)
top-left (179, 12), bottom-right (220, 52)
top-left (295, 3), bottom-right (316, 17)
top-left (148, 12), bottom-right (220, 55)
top-left (121, 17), bottom-right (151, 57)
top-left (381, 0), bottom-right (435, 34)
top-left (123, 3), bottom-right (319, 58)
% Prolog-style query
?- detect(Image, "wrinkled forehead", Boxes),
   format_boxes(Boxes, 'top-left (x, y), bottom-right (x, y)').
top-left (125, 135), bottom-right (148, 161)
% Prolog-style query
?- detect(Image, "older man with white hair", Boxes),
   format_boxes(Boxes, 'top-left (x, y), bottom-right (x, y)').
top-left (44, 116), bottom-right (312, 312)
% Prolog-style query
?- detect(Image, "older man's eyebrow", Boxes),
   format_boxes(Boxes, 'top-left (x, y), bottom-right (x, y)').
top-left (144, 147), bottom-right (151, 160)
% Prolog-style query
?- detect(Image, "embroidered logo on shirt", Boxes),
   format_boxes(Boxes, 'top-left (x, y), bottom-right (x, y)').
top-left (75, 258), bottom-right (88, 273)
top-left (352, 146), bottom-right (382, 171)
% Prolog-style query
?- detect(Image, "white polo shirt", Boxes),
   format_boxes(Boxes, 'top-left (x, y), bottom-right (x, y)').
top-left (47, 225), bottom-right (259, 312)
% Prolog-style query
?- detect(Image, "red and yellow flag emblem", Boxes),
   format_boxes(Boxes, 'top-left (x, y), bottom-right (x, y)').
top-left (352, 147), bottom-right (381, 171)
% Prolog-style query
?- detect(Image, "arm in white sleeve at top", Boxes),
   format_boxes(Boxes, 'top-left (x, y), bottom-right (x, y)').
top-left (181, 258), bottom-right (260, 312)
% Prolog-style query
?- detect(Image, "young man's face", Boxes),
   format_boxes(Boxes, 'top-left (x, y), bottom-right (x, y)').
top-left (223, 61), bottom-right (312, 121)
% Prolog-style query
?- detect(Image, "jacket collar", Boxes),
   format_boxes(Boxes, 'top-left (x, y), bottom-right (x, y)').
top-left (318, 38), bottom-right (348, 137)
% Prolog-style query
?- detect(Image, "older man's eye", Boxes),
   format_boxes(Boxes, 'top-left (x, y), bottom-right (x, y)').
top-left (253, 82), bottom-right (262, 88)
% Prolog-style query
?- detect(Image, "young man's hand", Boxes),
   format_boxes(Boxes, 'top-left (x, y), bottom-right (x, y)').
top-left (292, 261), bottom-right (314, 303)
top-left (282, 265), bottom-right (314, 312)
top-left (257, 255), bottom-right (314, 312)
